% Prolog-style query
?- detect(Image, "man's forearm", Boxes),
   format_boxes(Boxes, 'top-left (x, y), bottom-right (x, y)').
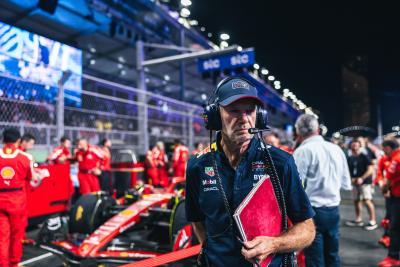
top-left (274, 218), bottom-right (315, 253)
top-left (192, 221), bottom-right (206, 244)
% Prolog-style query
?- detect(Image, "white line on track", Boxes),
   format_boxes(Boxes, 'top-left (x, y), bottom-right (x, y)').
top-left (19, 252), bottom-right (53, 266)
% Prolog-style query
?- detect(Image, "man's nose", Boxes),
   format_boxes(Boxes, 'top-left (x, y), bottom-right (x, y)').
top-left (238, 111), bottom-right (250, 122)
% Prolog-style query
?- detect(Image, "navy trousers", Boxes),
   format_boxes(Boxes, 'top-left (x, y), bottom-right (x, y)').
top-left (305, 206), bottom-right (340, 267)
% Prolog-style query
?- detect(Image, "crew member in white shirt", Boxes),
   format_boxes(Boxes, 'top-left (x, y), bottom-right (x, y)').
top-left (293, 114), bottom-right (352, 267)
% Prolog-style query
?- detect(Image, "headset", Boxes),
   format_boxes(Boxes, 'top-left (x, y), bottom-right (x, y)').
top-left (203, 76), bottom-right (269, 131)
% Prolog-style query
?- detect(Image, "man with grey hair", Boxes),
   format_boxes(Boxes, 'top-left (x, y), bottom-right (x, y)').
top-left (293, 114), bottom-right (352, 267)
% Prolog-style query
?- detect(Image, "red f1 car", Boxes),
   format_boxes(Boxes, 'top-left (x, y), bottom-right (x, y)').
top-left (36, 177), bottom-right (200, 267)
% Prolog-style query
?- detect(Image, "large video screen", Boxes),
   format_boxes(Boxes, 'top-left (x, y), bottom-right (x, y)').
top-left (0, 21), bottom-right (82, 107)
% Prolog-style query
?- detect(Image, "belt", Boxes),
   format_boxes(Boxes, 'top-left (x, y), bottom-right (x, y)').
top-left (0, 187), bottom-right (23, 192)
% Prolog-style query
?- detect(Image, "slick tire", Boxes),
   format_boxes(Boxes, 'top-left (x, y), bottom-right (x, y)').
top-left (69, 193), bottom-right (115, 234)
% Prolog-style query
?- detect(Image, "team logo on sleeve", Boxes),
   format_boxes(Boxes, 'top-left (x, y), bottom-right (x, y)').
top-left (204, 167), bottom-right (215, 177)
top-left (1, 167), bottom-right (15, 186)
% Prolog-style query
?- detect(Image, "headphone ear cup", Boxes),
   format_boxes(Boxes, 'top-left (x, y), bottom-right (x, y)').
top-left (203, 103), bottom-right (222, 131)
top-left (255, 106), bottom-right (268, 129)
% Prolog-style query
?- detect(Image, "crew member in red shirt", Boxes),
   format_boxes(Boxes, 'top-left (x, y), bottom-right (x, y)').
top-left (18, 133), bottom-right (36, 152)
top-left (75, 139), bottom-right (103, 194)
top-left (378, 139), bottom-right (400, 267)
top-left (376, 152), bottom-right (392, 248)
top-left (145, 145), bottom-right (159, 186)
top-left (170, 139), bottom-right (188, 178)
top-left (99, 138), bottom-right (112, 193)
top-left (263, 131), bottom-right (293, 154)
top-left (47, 136), bottom-right (72, 164)
top-left (191, 142), bottom-right (204, 156)
top-left (0, 128), bottom-right (35, 267)
top-left (156, 141), bottom-right (169, 187)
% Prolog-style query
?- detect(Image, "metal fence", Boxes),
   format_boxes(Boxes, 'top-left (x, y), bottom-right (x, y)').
top-left (0, 72), bottom-right (209, 156)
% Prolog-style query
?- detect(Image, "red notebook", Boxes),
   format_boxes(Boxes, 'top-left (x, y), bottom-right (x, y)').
top-left (233, 175), bottom-right (282, 267)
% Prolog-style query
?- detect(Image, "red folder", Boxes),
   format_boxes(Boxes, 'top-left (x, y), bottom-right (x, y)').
top-left (233, 175), bottom-right (282, 267)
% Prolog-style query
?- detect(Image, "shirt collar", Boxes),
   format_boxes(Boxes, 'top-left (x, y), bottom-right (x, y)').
top-left (300, 135), bottom-right (324, 146)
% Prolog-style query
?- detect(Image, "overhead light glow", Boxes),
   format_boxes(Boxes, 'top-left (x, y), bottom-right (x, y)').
top-left (237, 46), bottom-right (243, 52)
top-left (180, 8), bottom-right (191, 17)
top-left (118, 56), bottom-right (125, 63)
top-left (89, 47), bottom-right (96, 53)
top-left (268, 75), bottom-right (275, 81)
top-left (220, 33), bottom-right (230, 41)
top-left (200, 27), bottom-right (206, 32)
top-left (181, 0), bottom-right (192, 6)
top-left (253, 63), bottom-right (260, 70)
top-left (164, 74), bottom-right (170, 81)
top-left (261, 68), bottom-right (269, 75)
top-left (189, 20), bottom-right (198, 26)
top-left (201, 93), bottom-right (207, 101)
top-left (333, 132), bottom-right (341, 139)
top-left (120, 70), bottom-right (126, 76)
top-left (220, 41), bottom-right (229, 48)
top-left (207, 32), bottom-right (213, 38)
top-left (90, 59), bottom-right (96, 65)
top-left (274, 80), bottom-right (280, 85)
top-left (275, 84), bottom-right (281, 90)
top-left (118, 63), bottom-right (123, 69)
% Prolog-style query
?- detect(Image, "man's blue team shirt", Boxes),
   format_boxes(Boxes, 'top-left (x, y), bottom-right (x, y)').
top-left (185, 136), bottom-right (315, 267)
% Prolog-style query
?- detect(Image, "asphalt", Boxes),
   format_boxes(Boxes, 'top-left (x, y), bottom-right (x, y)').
top-left (21, 191), bottom-right (389, 267)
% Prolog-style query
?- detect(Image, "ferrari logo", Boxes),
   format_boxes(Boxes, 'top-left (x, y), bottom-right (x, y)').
top-left (5, 148), bottom-right (12, 154)
top-left (76, 206), bottom-right (83, 221)
top-left (1, 167), bottom-right (15, 182)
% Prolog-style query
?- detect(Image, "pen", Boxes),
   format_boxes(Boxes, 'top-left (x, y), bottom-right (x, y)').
top-left (236, 236), bottom-right (261, 267)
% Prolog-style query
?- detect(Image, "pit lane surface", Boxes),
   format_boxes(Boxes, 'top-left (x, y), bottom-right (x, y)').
top-left (22, 191), bottom-right (387, 267)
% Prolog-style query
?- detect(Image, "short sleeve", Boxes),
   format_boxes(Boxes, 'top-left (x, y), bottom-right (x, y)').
top-left (364, 154), bottom-right (372, 166)
top-left (185, 157), bottom-right (205, 222)
top-left (340, 149), bottom-right (352, 190)
top-left (283, 156), bottom-right (315, 223)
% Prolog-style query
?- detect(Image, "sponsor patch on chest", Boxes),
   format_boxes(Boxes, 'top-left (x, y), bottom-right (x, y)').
top-left (202, 179), bottom-right (216, 186)
top-left (202, 174), bottom-right (218, 192)
top-left (251, 161), bottom-right (265, 170)
top-left (204, 166), bottom-right (215, 177)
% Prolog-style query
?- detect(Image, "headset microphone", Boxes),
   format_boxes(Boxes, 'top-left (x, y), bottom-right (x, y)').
top-left (248, 127), bottom-right (270, 135)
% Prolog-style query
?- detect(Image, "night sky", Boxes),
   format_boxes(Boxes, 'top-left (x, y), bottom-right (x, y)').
top-left (191, 1), bottom-right (400, 133)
